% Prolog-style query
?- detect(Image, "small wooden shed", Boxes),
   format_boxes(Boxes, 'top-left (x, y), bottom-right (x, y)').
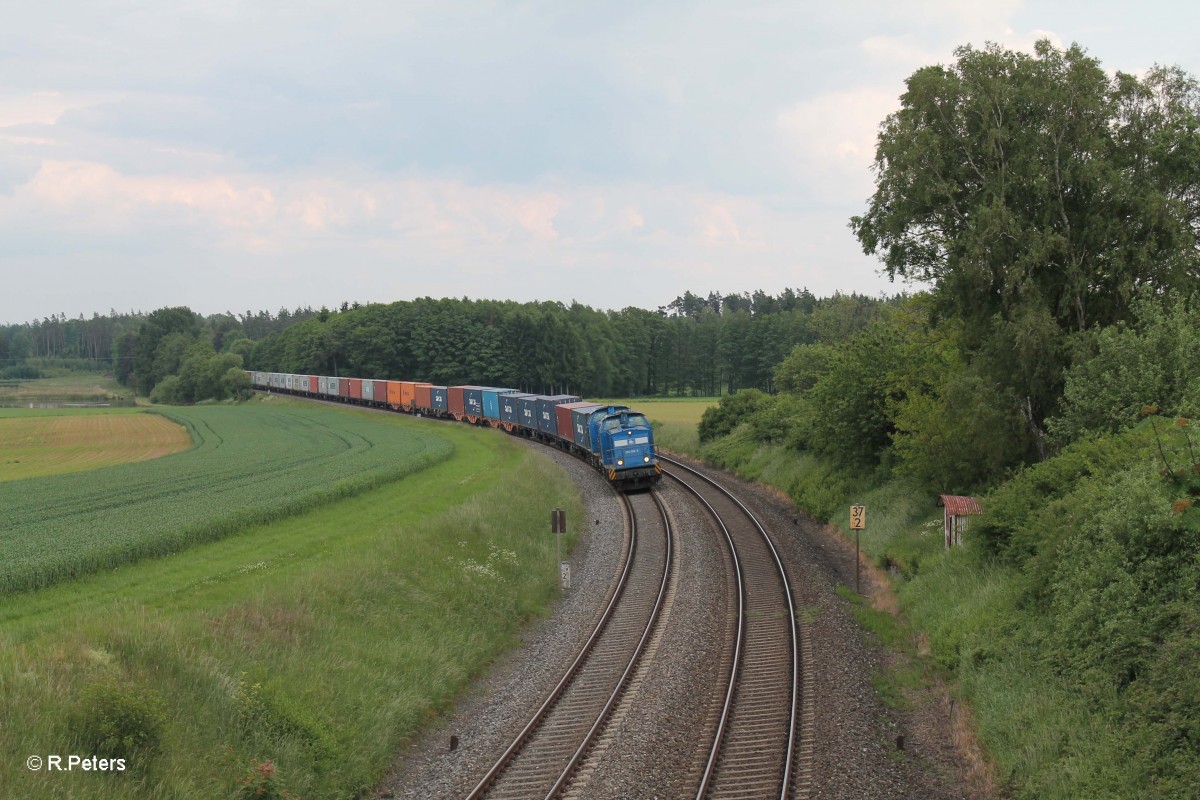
top-left (938, 495), bottom-right (982, 548)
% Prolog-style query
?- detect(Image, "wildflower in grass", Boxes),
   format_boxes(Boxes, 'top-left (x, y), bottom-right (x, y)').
top-left (1177, 418), bottom-right (1191, 427)
top-left (461, 560), bottom-right (499, 580)
top-left (487, 543), bottom-right (519, 567)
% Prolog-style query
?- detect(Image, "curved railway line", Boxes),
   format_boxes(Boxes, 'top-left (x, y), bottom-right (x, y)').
top-left (661, 455), bottom-right (813, 800)
top-left (465, 490), bottom-right (674, 800)
top-left (466, 455), bottom-right (814, 800)
top-left (263, 388), bottom-right (816, 798)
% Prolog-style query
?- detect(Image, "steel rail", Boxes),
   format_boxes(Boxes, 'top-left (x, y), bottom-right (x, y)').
top-left (463, 493), bottom-right (639, 800)
top-left (661, 455), bottom-right (800, 800)
top-left (465, 489), bottom-right (673, 799)
top-left (543, 490), bottom-right (673, 798)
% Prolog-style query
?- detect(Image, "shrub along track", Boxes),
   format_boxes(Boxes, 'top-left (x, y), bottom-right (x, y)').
top-left (465, 489), bottom-right (674, 799)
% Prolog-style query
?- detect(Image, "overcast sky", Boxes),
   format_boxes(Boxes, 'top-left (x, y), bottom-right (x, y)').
top-left (2, 1), bottom-right (1197, 323)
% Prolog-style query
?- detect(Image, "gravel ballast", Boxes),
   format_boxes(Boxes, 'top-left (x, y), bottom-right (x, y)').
top-left (378, 443), bottom-right (986, 799)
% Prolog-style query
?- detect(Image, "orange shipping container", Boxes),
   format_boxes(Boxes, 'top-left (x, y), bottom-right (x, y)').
top-left (386, 381), bottom-right (403, 407)
top-left (400, 381), bottom-right (417, 408)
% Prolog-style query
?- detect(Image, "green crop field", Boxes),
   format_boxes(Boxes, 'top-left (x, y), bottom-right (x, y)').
top-left (0, 410), bottom-right (191, 481)
top-left (0, 399), bottom-right (453, 594)
top-left (593, 396), bottom-right (717, 454)
top-left (0, 373), bottom-right (133, 407)
top-left (0, 400), bottom-right (583, 800)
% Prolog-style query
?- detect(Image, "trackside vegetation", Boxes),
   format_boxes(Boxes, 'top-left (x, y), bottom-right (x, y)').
top-left (689, 41), bottom-right (1200, 799)
top-left (2, 405), bottom-right (584, 799)
top-left (0, 400), bottom-right (453, 594)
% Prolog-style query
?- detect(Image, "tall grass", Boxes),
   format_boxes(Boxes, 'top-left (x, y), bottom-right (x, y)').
top-left (1, 423), bottom-right (584, 799)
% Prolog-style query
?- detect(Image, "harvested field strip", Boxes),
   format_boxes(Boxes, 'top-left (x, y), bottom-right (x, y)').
top-left (0, 412), bottom-right (191, 482)
top-left (0, 402), bottom-right (453, 595)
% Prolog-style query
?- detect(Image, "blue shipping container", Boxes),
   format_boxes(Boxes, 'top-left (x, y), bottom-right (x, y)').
top-left (463, 387), bottom-right (485, 417)
top-left (536, 395), bottom-right (581, 435)
top-left (569, 404), bottom-right (604, 449)
top-left (430, 386), bottom-right (448, 411)
top-left (481, 388), bottom-right (519, 421)
top-left (516, 396), bottom-right (540, 430)
top-left (501, 393), bottom-right (535, 424)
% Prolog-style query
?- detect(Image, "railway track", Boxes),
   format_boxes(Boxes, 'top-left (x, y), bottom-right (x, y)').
top-left (465, 489), bottom-right (674, 800)
top-left (661, 455), bottom-right (810, 800)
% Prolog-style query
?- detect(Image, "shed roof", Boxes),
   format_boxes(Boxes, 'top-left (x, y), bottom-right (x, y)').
top-left (938, 495), bottom-right (983, 516)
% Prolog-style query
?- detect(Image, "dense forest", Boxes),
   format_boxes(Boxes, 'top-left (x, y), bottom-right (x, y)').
top-left (244, 289), bottom-right (891, 397)
top-left (1, 290), bottom-right (894, 402)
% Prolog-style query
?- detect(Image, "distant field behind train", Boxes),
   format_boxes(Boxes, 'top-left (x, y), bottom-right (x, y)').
top-left (0, 398), bottom-right (453, 595)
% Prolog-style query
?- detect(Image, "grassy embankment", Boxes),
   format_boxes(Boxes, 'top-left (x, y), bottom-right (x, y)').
top-left (693, 421), bottom-right (1200, 798)
top-left (1, 398), bottom-right (584, 799)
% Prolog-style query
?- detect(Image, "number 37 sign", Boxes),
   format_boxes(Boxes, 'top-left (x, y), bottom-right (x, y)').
top-left (850, 505), bottom-right (866, 530)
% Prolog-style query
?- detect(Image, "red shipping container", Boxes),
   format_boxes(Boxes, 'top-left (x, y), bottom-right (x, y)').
top-left (414, 383), bottom-right (433, 411)
top-left (371, 380), bottom-right (387, 403)
top-left (308, 375), bottom-right (318, 393)
top-left (339, 378), bottom-right (350, 398)
top-left (348, 378), bottom-right (362, 400)
top-left (448, 386), bottom-right (468, 416)
top-left (557, 402), bottom-right (602, 444)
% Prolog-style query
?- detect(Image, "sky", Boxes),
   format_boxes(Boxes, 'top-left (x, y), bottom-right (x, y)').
top-left (2, 1), bottom-right (1198, 324)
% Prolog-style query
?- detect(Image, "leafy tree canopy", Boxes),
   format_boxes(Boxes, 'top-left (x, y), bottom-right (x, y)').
top-left (851, 40), bottom-right (1200, 338)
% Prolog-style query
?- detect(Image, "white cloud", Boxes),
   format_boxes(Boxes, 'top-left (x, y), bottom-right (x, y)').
top-left (775, 88), bottom-right (899, 201)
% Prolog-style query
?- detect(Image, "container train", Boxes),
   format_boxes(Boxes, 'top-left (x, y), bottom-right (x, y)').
top-left (246, 371), bottom-right (662, 490)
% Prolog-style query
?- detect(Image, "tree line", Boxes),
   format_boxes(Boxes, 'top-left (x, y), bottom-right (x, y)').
top-left (0, 307), bottom-right (322, 381)
top-left (244, 289), bottom-right (894, 398)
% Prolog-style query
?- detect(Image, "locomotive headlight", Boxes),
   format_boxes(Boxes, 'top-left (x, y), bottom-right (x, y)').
top-left (644, 455), bottom-right (650, 462)
top-left (617, 459), bottom-right (624, 466)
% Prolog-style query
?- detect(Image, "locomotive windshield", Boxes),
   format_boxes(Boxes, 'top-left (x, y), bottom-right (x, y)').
top-left (602, 414), bottom-right (650, 430)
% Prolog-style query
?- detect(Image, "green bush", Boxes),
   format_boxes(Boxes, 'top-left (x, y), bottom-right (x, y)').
top-left (698, 389), bottom-right (767, 442)
top-left (149, 375), bottom-right (183, 405)
top-left (74, 681), bottom-right (168, 759)
top-left (1048, 293), bottom-right (1200, 443)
